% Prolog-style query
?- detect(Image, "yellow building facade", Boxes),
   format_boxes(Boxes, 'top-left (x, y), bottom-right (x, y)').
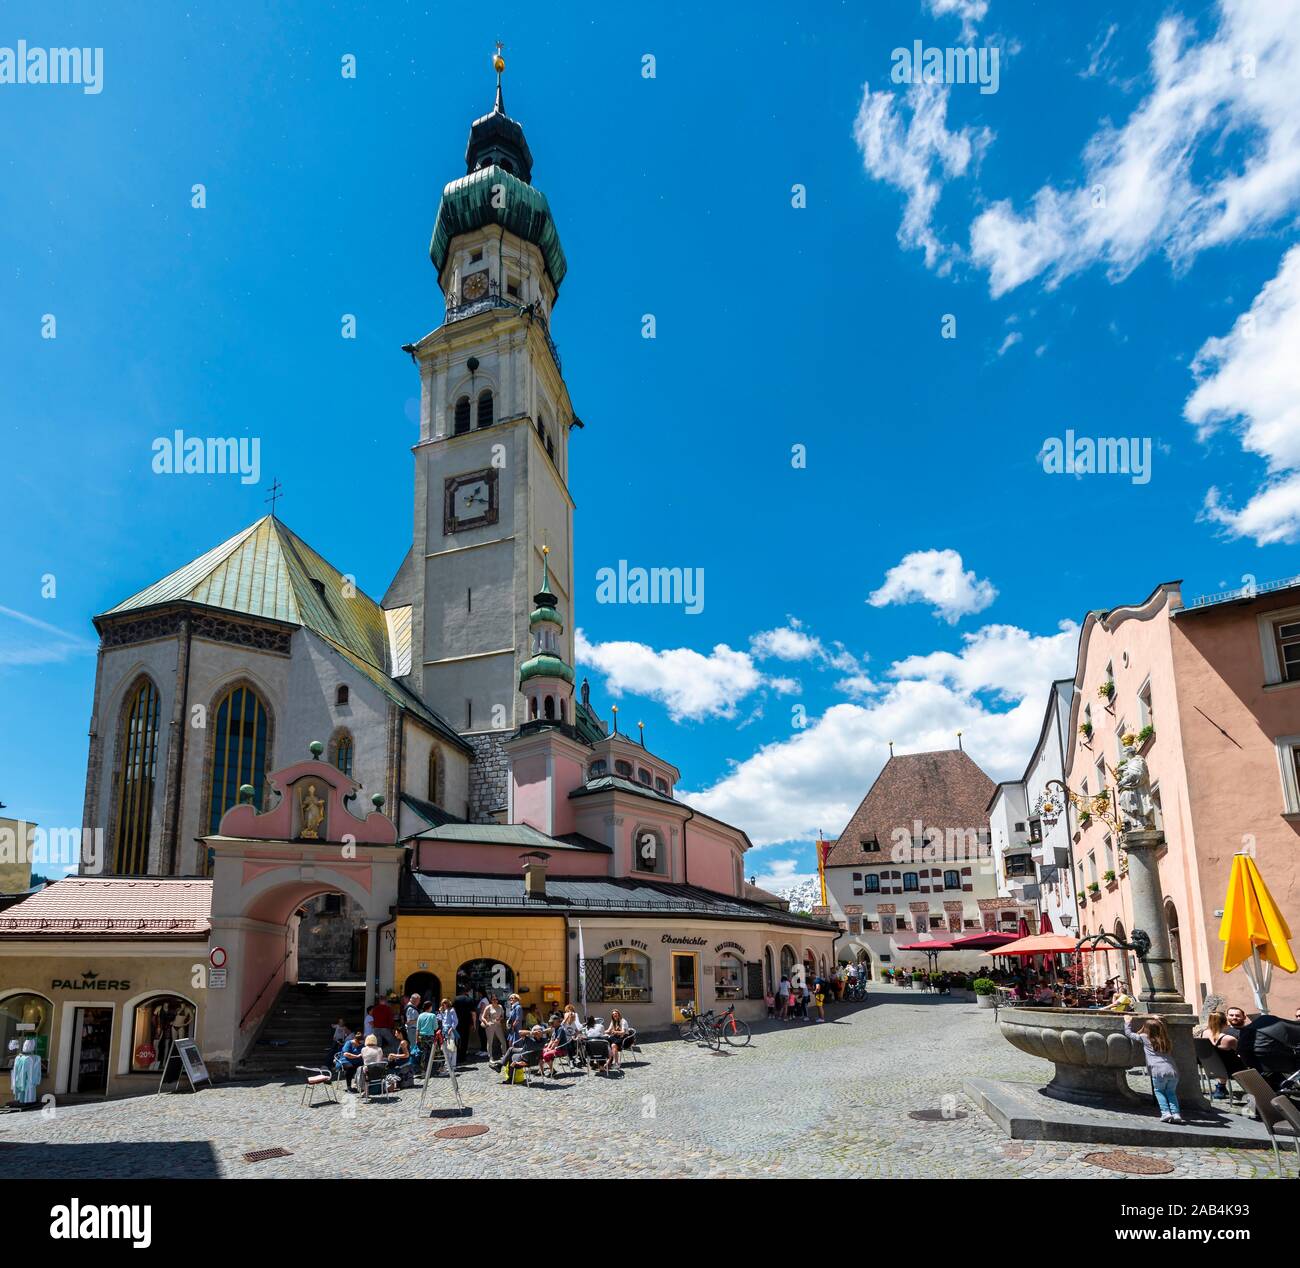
top-left (393, 914), bottom-right (568, 1012)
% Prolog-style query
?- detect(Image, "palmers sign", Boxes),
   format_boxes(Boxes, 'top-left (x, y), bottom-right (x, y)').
top-left (51, 971), bottom-right (131, 991)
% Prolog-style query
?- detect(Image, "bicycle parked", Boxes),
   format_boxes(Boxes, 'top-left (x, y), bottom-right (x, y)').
top-left (677, 1003), bottom-right (752, 1048)
top-left (677, 1003), bottom-right (721, 1050)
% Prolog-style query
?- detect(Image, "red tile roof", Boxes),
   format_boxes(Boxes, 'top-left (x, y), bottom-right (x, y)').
top-left (0, 877), bottom-right (212, 938)
top-left (825, 750), bottom-right (996, 868)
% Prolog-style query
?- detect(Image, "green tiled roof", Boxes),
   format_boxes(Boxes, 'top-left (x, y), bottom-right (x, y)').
top-left (430, 166), bottom-right (567, 291)
top-left (99, 515), bottom-right (469, 752)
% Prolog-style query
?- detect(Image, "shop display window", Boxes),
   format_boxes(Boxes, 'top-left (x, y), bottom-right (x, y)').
top-left (130, 995), bottom-right (195, 1072)
top-left (601, 948), bottom-right (651, 1002)
top-left (0, 993), bottom-right (52, 1071)
top-left (715, 953), bottom-right (744, 999)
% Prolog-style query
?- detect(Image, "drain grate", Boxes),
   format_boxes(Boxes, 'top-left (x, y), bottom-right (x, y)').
top-left (907, 1109), bottom-right (968, 1122)
top-left (1083, 1150), bottom-right (1175, 1175)
top-left (434, 1123), bottom-right (490, 1140)
top-left (242, 1147), bottom-right (294, 1164)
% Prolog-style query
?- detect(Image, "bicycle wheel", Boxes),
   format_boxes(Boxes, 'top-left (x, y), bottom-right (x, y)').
top-left (722, 1017), bottom-right (752, 1047)
top-left (678, 1019), bottom-right (698, 1042)
top-left (701, 1022), bottom-right (722, 1050)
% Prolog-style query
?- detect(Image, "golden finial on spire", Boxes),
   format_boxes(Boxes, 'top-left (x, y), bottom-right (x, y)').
top-left (493, 40), bottom-right (505, 75)
top-left (541, 543), bottom-right (549, 556)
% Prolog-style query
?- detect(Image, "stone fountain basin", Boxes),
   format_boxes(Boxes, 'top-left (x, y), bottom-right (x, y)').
top-left (998, 1007), bottom-right (1145, 1103)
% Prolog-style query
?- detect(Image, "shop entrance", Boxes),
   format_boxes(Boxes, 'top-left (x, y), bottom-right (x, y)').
top-left (456, 958), bottom-right (514, 1002)
top-left (671, 952), bottom-right (698, 1021)
top-left (71, 1007), bottom-right (113, 1094)
top-left (404, 972), bottom-right (441, 1005)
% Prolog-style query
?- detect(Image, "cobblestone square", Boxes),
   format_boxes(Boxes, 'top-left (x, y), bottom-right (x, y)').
top-left (0, 989), bottom-right (1271, 1180)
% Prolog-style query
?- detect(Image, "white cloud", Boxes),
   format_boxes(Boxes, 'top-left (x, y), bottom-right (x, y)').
top-left (681, 619), bottom-right (1080, 846)
top-left (996, 330), bottom-right (1023, 356)
top-left (970, 0), bottom-right (1300, 297)
top-left (0, 606), bottom-right (96, 667)
top-left (750, 858), bottom-right (818, 893)
top-left (1185, 245), bottom-right (1300, 544)
top-left (854, 80), bottom-right (992, 273)
top-left (834, 673), bottom-right (882, 700)
top-left (750, 617), bottom-right (862, 673)
top-left (576, 629), bottom-right (781, 722)
top-left (925, 0), bottom-right (989, 44)
top-left (868, 548), bottom-right (998, 623)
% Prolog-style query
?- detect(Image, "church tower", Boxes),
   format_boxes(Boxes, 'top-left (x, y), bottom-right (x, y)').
top-left (392, 49), bottom-right (577, 820)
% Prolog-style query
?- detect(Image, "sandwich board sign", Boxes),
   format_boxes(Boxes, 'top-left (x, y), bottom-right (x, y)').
top-left (419, 1036), bottom-right (465, 1116)
top-left (157, 1038), bottom-right (212, 1093)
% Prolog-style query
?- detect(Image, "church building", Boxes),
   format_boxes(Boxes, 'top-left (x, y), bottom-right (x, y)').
top-left (0, 57), bottom-right (837, 1089)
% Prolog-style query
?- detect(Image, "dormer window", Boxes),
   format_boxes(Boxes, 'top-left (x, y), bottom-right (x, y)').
top-left (615, 760), bottom-right (632, 778)
top-left (589, 760), bottom-right (607, 779)
top-left (654, 776), bottom-right (668, 795)
top-left (637, 768), bottom-right (652, 786)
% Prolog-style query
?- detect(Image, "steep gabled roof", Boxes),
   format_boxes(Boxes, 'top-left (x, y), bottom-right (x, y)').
top-left (826, 749), bottom-right (996, 868)
top-left (97, 515), bottom-right (470, 752)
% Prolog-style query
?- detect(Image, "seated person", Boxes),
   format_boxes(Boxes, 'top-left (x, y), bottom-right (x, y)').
top-left (605, 1009), bottom-right (632, 1068)
top-left (387, 1035), bottom-right (412, 1066)
top-left (1237, 1010), bottom-right (1300, 1092)
top-left (503, 1025), bottom-right (546, 1082)
top-left (335, 1032), bottom-right (365, 1089)
top-left (358, 1033), bottom-right (387, 1090)
top-left (1103, 987), bottom-right (1135, 1012)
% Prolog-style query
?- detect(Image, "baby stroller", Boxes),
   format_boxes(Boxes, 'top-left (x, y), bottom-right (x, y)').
top-left (585, 1033), bottom-right (613, 1075)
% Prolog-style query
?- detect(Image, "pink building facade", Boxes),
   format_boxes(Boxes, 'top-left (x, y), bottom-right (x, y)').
top-left (1064, 580), bottom-right (1300, 1018)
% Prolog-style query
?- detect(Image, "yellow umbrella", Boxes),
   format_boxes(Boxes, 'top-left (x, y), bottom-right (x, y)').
top-left (1219, 852), bottom-right (1296, 1010)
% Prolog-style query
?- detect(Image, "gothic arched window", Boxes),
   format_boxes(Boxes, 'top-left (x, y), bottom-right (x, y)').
top-left (207, 683), bottom-right (271, 835)
top-left (477, 389), bottom-right (494, 428)
top-left (427, 749), bottom-right (438, 801)
top-left (113, 676), bottom-right (162, 874)
top-left (334, 734), bottom-right (354, 778)
top-left (454, 396), bottom-right (471, 434)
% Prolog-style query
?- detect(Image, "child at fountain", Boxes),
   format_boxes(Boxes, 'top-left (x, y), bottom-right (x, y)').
top-left (1124, 1014), bottom-right (1184, 1124)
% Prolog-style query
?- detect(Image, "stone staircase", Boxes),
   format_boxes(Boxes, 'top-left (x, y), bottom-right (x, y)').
top-left (237, 982), bottom-right (365, 1077)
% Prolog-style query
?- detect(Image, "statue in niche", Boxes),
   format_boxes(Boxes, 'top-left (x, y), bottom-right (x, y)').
top-left (1116, 736), bottom-right (1155, 832)
top-left (299, 782), bottom-right (326, 840)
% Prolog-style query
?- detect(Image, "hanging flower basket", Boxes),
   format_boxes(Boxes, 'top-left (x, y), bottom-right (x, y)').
top-left (1098, 681), bottom-right (1116, 700)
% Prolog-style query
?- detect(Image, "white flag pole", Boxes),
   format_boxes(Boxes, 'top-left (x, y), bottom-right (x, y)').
top-left (577, 919), bottom-right (586, 1017)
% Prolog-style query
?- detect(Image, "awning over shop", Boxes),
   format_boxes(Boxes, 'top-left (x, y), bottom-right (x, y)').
top-left (895, 939), bottom-right (955, 952)
top-left (944, 931), bottom-right (1021, 952)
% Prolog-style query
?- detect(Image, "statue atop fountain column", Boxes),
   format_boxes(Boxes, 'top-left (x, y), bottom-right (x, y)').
top-left (1116, 735), bottom-right (1155, 832)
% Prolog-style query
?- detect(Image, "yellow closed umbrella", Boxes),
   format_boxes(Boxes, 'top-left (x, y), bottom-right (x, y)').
top-left (1219, 852), bottom-right (1296, 1010)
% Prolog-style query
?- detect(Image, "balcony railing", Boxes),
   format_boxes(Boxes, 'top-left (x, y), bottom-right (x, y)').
top-left (443, 291), bottom-right (563, 373)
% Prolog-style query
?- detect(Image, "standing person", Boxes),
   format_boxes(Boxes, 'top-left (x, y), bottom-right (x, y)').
top-left (436, 998), bottom-right (459, 1074)
top-left (506, 993), bottom-right (523, 1044)
top-left (416, 1001), bottom-right (438, 1070)
top-left (481, 994), bottom-right (506, 1066)
top-left (814, 982), bottom-right (826, 1023)
top-left (777, 975), bottom-right (791, 1022)
top-left (1125, 1014), bottom-right (1184, 1124)
top-left (476, 992), bottom-right (492, 1056)
top-left (404, 995), bottom-right (422, 1050)
top-left (363, 1002), bottom-right (376, 1039)
top-left (370, 996), bottom-right (396, 1051)
top-left (453, 984), bottom-right (476, 1063)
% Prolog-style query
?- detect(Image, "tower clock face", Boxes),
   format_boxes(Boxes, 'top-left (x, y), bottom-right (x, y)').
top-left (443, 468), bottom-right (499, 534)
top-left (461, 270), bottom-right (489, 303)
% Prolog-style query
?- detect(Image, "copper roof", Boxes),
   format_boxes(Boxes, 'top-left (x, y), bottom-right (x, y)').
top-left (825, 750), bottom-right (996, 868)
top-left (0, 877), bottom-right (212, 938)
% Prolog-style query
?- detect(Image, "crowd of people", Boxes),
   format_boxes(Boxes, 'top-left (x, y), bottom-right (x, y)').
top-left (329, 989), bottom-right (638, 1090)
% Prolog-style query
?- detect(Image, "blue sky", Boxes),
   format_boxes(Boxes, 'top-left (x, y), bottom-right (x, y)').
top-left (2, 1), bottom-right (1298, 891)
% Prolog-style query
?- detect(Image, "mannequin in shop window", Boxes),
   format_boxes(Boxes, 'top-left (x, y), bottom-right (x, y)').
top-left (9, 1038), bottom-right (41, 1106)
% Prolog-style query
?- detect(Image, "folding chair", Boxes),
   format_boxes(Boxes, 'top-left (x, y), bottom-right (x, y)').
top-left (359, 1064), bottom-right (389, 1102)
top-left (1193, 1037), bottom-right (1235, 1100)
top-left (296, 1065), bottom-right (339, 1107)
top-left (1270, 1096), bottom-right (1300, 1176)
top-left (1233, 1069), bottom-right (1299, 1177)
top-left (503, 1047), bottom-right (545, 1087)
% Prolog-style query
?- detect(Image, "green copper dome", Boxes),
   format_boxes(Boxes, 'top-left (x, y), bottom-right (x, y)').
top-left (519, 653), bottom-right (575, 685)
top-left (430, 166), bottom-right (567, 292)
top-left (529, 605), bottom-right (562, 629)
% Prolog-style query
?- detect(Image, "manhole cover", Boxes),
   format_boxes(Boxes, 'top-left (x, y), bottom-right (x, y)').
top-left (907, 1109), bottom-right (968, 1122)
top-left (1083, 1150), bottom-right (1175, 1175)
top-left (434, 1123), bottom-right (490, 1140)
top-left (242, 1147), bottom-right (293, 1163)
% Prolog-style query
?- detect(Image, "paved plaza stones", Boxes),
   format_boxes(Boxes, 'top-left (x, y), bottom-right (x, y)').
top-left (0, 987), bottom-right (1273, 1180)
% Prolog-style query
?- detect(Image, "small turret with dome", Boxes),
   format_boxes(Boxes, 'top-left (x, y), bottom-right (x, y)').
top-left (519, 545), bottom-right (574, 724)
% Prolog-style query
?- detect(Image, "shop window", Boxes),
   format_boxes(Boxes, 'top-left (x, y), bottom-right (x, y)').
top-left (113, 675), bottom-right (162, 875)
top-left (633, 827), bottom-right (664, 874)
top-left (602, 947), bottom-right (651, 1003)
top-left (0, 993), bottom-right (51, 1071)
top-left (130, 995), bottom-right (196, 1072)
top-left (716, 953), bottom-right (744, 999)
top-left (206, 682), bottom-right (271, 837)
top-left (780, 946), bottom-right (797, 981)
